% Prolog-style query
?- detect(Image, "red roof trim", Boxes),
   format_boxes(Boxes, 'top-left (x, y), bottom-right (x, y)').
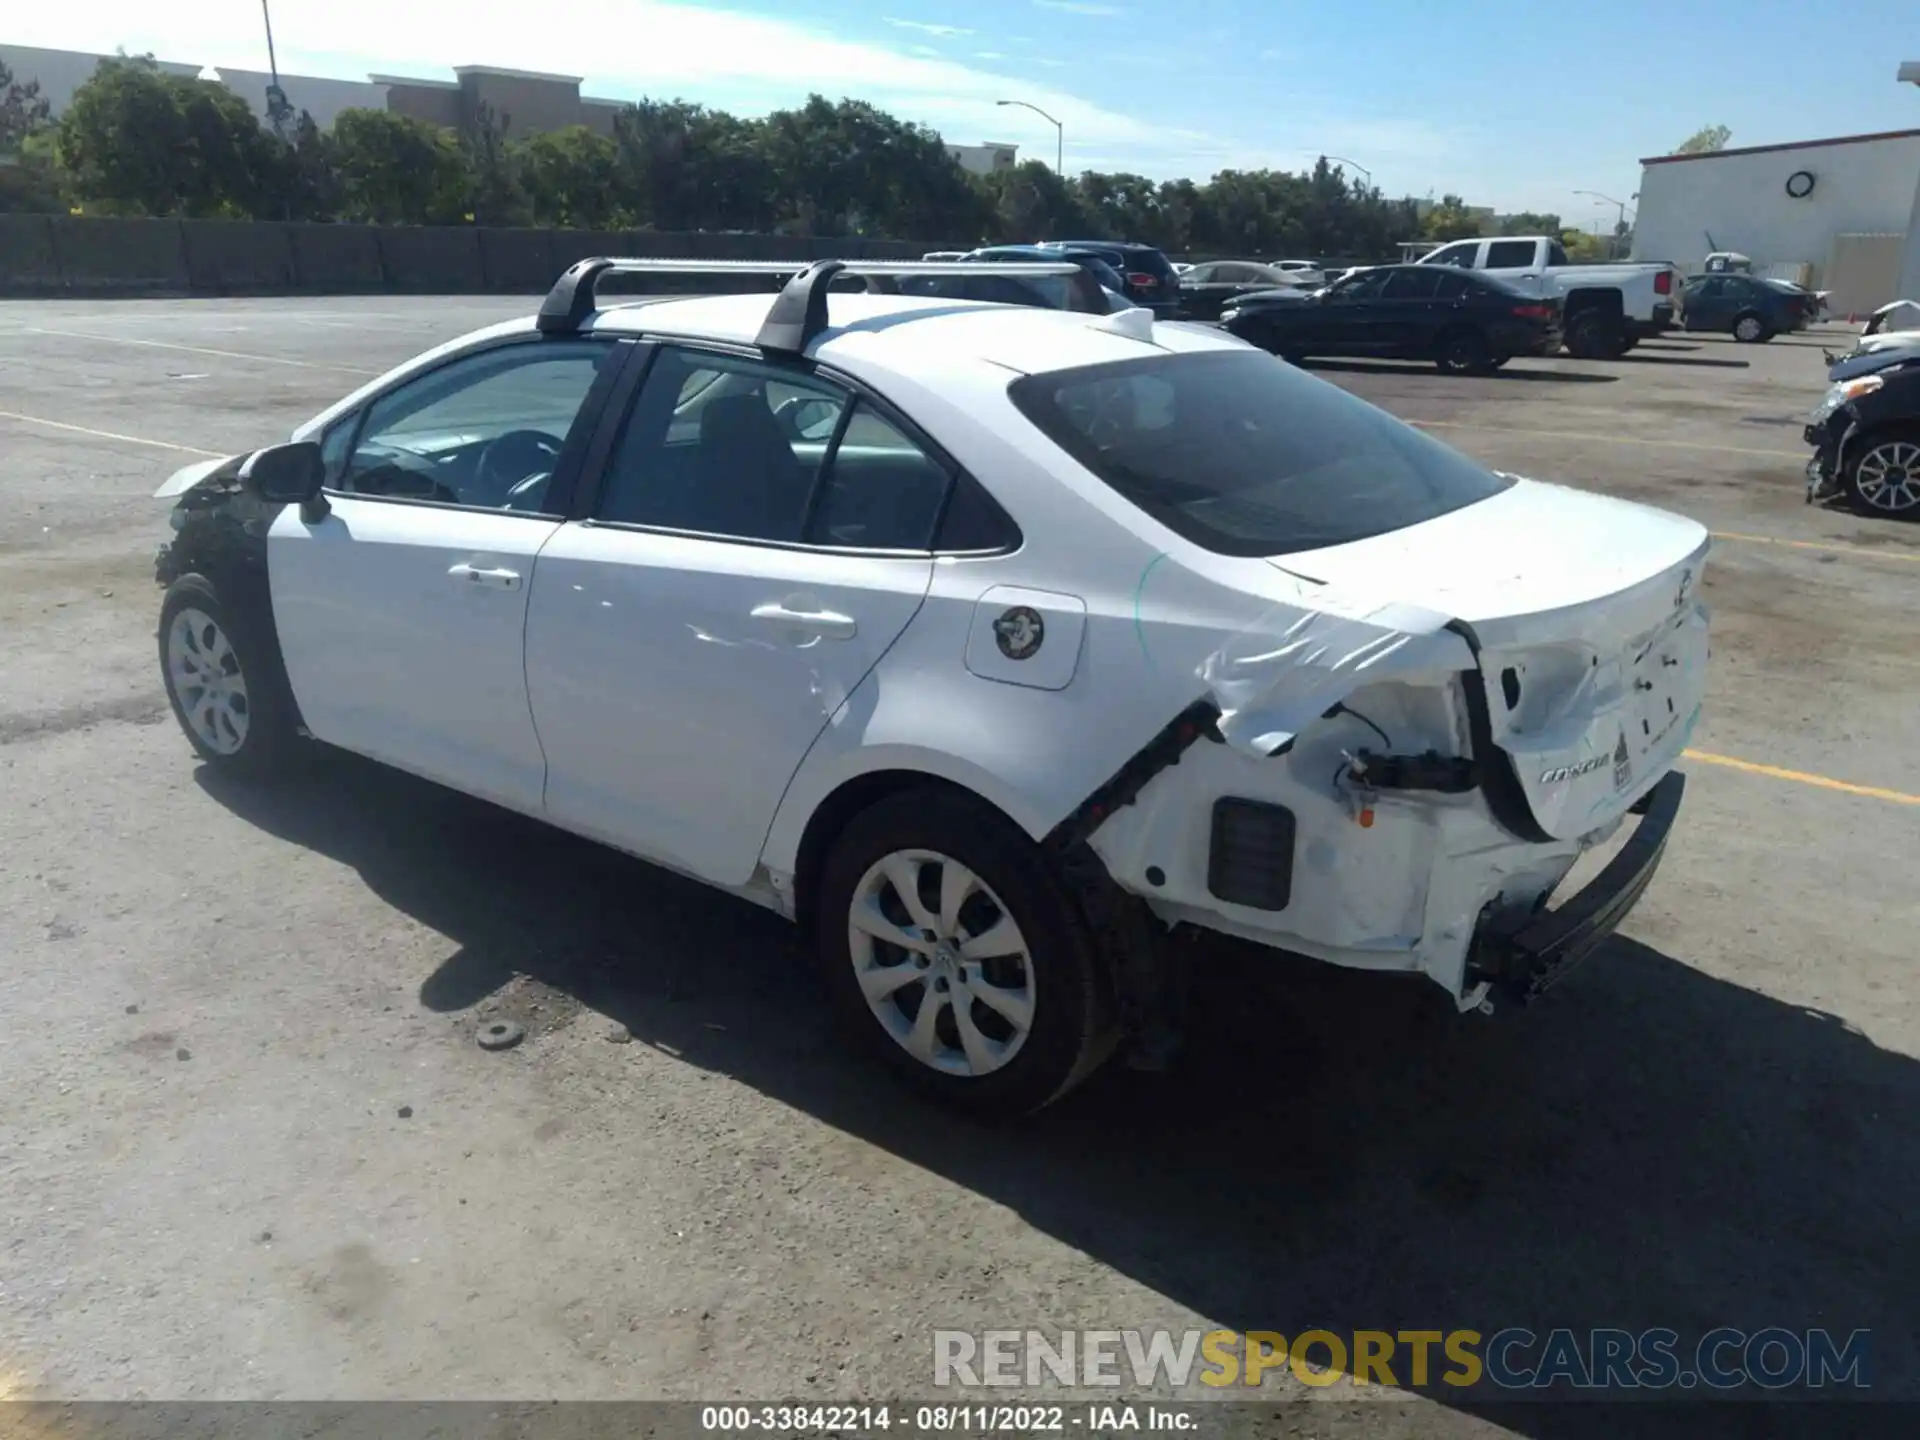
top-left (1641, 127), bottom-right (1920, 166)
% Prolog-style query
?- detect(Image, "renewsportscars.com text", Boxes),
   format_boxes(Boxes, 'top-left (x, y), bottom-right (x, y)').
top-left (933, 1328), bottom-right (1871, 1393)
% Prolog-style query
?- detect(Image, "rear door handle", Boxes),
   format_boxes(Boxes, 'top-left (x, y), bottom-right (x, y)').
top-left (750, 601), bottom-right (857, 640)
top-left (448, 562), bottom-right (522, 590)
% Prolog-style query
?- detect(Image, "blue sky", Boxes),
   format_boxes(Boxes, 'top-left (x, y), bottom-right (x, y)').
top-left (15, 0), bottom-right (1920, 214)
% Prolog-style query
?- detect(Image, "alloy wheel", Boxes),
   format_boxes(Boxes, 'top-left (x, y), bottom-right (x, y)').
top-left (1854, 440), bottom-right (1920, 513)
top-left (846, 849), bottom-right (1036, 1078)
top-left (165, 607), bottom-right (251, 754)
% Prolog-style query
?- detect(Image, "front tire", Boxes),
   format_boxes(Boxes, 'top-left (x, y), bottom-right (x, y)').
top-left (158, 573), bottom-right (301, 776)
top-left (1843, 431), bottom-right (1920, 518)
top-left (814, 789), bottom-right (1116, 1116)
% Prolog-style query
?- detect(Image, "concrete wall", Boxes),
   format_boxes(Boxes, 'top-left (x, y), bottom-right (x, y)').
top-left (381, 80), bottom-right (464, 130)
top-left (197, 66), bottom-right (388, 131)
top-left (0, 43), bottom-right (197, 117)
top-left (1632, 132), bottom-right (1920, 289)
top-left (0, 217), bottom-right (932, 297)
top-left (458, 69), bottom-right (586, 137)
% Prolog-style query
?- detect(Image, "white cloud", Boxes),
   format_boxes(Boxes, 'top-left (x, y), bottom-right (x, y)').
top-left (7, 1), bottom-right (1457, 188)
top-left (1032, 1), bottom-right (1126, 15)
top-left (974, 51), bottom-right (1007, 60)
top-left (883, 18), bottom-right (973, 39)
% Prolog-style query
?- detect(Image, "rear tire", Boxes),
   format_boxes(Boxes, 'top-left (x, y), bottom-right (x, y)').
top-left (1564, 309), bottom-right (1622, 359)
top-left (814, 789), bottom-right (1117, 1116)
top-left (1732, 312), bottom-right (1772, 343)
top-left (1842, 430), bottom-right (1920, 519)
top-left (1435, 327), bottom-right (1492, 375)
top-left (158, 573), bottom-right (301, 777)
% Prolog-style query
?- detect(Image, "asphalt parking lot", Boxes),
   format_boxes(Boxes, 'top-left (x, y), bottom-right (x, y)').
top-left (2, 298), bottom-right (1916, 1430)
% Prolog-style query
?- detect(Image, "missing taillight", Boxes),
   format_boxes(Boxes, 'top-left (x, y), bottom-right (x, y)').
top-left (1501, 667), bottom-right (1522, 709)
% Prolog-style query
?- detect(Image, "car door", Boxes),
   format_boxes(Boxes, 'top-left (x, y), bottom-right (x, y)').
top-left (1310, 267), bottom-right (1394, 353)
top-left (1684, 276), bottom-right (1728, 330)
top-left (269, 336), bottom-right (631, 813)
top-left (1481, 238), bottom-right (1543, 298)
top-left (524, 343), bottom-right (942, 885)
top-left (1375, 265), bottom-right (1448, 353)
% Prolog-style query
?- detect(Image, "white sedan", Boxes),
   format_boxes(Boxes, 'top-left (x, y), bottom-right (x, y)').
top-left (153, 258), bottom-right (1710, 1115)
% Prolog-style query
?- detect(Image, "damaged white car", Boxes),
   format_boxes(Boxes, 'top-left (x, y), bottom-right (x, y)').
top-left (153, 257), bottom-right (1710, 1115)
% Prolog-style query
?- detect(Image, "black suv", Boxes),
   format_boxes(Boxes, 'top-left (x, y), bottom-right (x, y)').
top-left (1037, 241), bottom-right (1183, 316)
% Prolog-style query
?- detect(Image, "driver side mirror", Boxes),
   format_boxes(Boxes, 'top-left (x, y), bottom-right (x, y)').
top-left (240, 442), bottom-right (329, 521)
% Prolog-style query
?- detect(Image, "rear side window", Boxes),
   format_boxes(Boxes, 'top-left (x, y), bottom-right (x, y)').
top-left (1382, 268), bottom-right (1443, 299)
top-left (1484, 240), bottom-right (1537, 269)
top-left (1008, 351), bottom-right (1513, 557)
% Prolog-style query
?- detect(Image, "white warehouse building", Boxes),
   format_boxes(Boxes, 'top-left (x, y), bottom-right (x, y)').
top-left (1631, 126), bottom-right (1920, 316)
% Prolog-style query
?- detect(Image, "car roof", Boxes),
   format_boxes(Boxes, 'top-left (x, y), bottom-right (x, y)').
top-left (586, 291), bottom-right (1243, 376)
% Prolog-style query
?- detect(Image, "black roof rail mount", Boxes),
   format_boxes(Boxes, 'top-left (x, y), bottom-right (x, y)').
top-left (535, 255), bottom-right (1088, 353)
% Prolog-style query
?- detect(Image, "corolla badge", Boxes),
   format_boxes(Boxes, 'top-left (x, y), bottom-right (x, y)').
top-left (1540, 754), bottom-right (1608, 785)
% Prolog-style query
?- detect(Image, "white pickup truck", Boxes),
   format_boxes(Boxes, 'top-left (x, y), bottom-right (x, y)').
top-left (1417, 236), bottom-right (1681, 359)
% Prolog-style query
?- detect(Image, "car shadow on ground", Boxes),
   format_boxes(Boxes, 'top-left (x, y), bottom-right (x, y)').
top-left (1299, 360), bottom-right (1617, 385)
top-left (199, 754), bottom-right (1917, 1432)
top-left (1611, 353), bottom-right (1752, 370)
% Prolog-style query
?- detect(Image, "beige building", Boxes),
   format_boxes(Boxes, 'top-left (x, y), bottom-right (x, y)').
top-left (946, 142), bottom-right (1020, 176)
top-left (0, 43), bottom-right (630, 138)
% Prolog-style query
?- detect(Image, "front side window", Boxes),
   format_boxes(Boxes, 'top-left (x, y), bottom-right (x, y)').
top-left (335, 340), bottom-right (613, 511)
top-left (595, 347), bottom-right (952, 551)
top-left (1008, 351), bottom-right (1513, 557)
top-left (1331, 268), bottom-right (1392, 300)
top-left (1425, 242), bottom-right (1478, 268)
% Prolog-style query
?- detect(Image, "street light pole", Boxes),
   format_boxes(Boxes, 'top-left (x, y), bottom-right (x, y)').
top-left (996, 99), bottom-right (1063, 175)
top-left (1316, 153), bottom-right (1372, 186)
top-left (1573, 188), bottom-right (1636, 256)
top-left (259, 0), bottom-right (291, 136)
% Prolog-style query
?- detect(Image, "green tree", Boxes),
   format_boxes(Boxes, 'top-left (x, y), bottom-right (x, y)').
top-left (1420, 193), bottom-right (1482, 242)
top-left (461, 101), bottom-right (528, 226)
top-left (977, 160), bottom-right (1095, 243)
top-left (330, 108), bottom-right (469, 224)
top-left (518, 125), bottom-right (624, 229)
top-left (1, 57), bottom-right (53, 156)
top-left (1673, 124), bottom-right (1731, 154)
top-left (56, 54), bottom-right (278, 216)
top-left (611, 100), bottom-right (775, 232)
top-left (760, 95), bottom-right (984, 240)
top-left (1500, 210), bottom-right (1562, 236)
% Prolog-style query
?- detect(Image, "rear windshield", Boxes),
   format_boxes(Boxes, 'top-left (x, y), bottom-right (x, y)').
top-left (1008, 350), bottom-right (1513, 557)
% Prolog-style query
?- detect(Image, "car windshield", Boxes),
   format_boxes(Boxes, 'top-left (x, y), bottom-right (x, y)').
top-left (1007, 350), bottom-right (1513, 557)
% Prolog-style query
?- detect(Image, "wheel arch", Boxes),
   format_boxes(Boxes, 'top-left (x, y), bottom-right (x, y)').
top-left (1562, 288), bottom-right (1624, 319)
top-left (782, 761), bottom-right (1043, 943)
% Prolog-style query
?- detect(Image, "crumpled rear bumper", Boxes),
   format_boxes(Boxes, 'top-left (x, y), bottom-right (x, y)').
top-left (1470, 769), bottom-right (1686, 1002)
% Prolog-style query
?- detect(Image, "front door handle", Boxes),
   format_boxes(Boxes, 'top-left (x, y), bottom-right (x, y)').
top-left (449, 562), bottom-right (522, 590)
top-left (750, 601), bottom-right (857, 640)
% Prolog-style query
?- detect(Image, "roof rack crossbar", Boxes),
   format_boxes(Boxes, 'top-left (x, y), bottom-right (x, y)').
top-left (536, 256), bottom-right (1088, 349)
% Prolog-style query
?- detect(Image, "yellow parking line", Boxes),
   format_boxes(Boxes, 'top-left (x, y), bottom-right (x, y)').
top-left (23, 326), bottom-right (380, 376)
top-left (1684, 749), bottom-right (1920, 805)
top-left (1409, 418), bottom-right (1801, 461)
top-left (1709, 529), bottom-right (1919, 563)
top-left (0, 408), bottom-right (224, 457)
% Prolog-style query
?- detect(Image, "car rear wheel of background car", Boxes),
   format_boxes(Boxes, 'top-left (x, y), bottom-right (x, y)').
top-left (1843, 432), bottom-right (1920, 518)
top-left (1732, 313), bottom-right (1771, 343)
top-left (158, 573), bottom-right (301, 776)
top-left (1435, 327), bottom-right (1492, 375)
top-left (814, 788), bottom-right (1116, 1116)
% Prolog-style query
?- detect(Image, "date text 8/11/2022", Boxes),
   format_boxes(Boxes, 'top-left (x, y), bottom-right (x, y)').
top-left (701, 1404), bottom-right (1196, 1432)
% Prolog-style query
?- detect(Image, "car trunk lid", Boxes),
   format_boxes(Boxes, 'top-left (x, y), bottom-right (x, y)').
top-left (1273, 478), bottom-right (1711, 839)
